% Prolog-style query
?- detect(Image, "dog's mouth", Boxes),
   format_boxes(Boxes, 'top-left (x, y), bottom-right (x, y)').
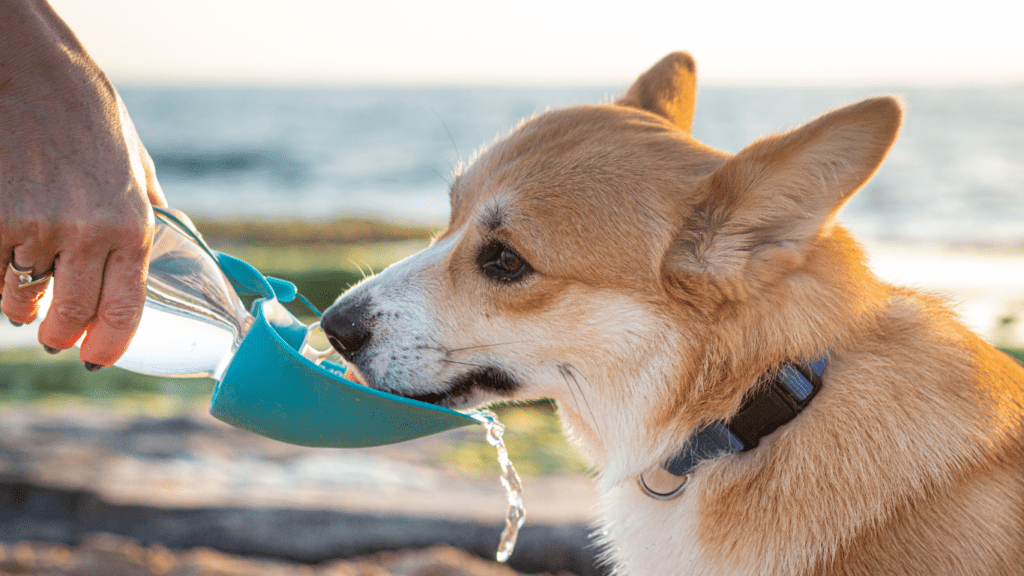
top-left (410, 366), bottom-right (520, 409)
top-left (406, 391), bottom-right (452, 405)
top-left (339, 360), bottom-right (455, 406)
top-left (341, 363), bottom-right (370, 387)
top-left (342, 362), bottom-right (518, 409)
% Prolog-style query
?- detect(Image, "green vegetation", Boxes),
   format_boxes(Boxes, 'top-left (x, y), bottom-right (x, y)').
top-left (211, 241), bottom-right (430, 276)
top-left (0, 347), bottom-right (212, 415)
top-left (193, 216), bottom-right (437, 246)
top-left (438, 402), bottom-right (592, 477)
top-left (261, 267), bottom-right (364, 314)
top-left (1002, 347), bottom-right (1024, 366)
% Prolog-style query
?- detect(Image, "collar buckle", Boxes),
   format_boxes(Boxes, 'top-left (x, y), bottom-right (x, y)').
top-left (637, 472), bottom-right (690, 501)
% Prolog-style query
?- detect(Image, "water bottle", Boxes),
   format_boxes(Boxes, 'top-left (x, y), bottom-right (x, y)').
top-left (32, 207), bottom-right (477, 447)
top-left (33, 208), bottom-right (309, 378)
top-left (109, 208), bottom-right (257, 378)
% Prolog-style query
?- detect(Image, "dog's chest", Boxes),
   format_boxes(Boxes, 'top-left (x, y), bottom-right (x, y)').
top-left (600, 484), bottom-right (755, 576)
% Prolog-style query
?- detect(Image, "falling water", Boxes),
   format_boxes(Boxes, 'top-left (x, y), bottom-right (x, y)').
top-left (467, 409), bottom-right (526, 563)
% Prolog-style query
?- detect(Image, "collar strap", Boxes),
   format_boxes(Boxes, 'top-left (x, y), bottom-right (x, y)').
top-left (662, 354), bottom-right (828, 478)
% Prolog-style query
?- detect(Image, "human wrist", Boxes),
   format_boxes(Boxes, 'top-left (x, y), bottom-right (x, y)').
top-left (0, 0), bottom-right (103, 100)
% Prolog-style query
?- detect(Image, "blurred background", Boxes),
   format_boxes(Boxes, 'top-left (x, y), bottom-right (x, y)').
top-left (1, 0), bottom-right (1022, 574)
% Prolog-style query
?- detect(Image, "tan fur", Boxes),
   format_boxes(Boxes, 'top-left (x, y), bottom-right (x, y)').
top-left (327, 52), bottom-right (1024, 575)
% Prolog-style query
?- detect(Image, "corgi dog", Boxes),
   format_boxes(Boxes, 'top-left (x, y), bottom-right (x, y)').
top-left (321, 52), bottom-right (1024, 575)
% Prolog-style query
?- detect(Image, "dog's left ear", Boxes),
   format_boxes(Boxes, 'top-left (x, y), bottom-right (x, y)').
top-left (617, 51), bottom-right (697, 133)
top-left (664, 96), bottom-right (903, 301)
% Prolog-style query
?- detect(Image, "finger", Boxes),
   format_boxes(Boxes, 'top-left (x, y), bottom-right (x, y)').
top-left (37, 243), bottom-right (107, 350)
top-left (0, 241), bottom-right (10, 297)
top-left (77, 245), bottom-right (150, 367)
top-left (1, 246), bottom-right (57, 325)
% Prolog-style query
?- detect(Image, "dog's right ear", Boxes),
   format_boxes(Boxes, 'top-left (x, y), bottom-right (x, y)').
top-left (663, 96), bottom-right (903, 303)
top-left (617, 51), bottom-right (697, 134)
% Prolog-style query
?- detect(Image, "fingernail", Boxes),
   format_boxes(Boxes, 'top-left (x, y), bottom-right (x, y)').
top-left (43, 345), bottom-right (61, 355)
top-left (84, 362), bottom-right (104, 372)
top-left (9, 319), bottom-right (23, 327)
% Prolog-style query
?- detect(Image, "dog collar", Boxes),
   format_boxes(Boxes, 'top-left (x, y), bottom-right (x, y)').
top-left (638, 353), bottom-right (829, 500)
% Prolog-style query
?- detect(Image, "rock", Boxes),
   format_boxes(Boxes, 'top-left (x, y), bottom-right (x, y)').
top-left (0, 533), bottom-right (558, 576)
top-left (0, 481), bottom-right (602, 576)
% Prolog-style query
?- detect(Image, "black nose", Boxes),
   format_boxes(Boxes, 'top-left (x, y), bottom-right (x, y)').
top-left (321, 296), bottom-right (373, 362)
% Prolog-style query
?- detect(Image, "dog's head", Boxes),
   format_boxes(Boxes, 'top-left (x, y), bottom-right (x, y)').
top-left (322, 52), bottom-right (901, 481)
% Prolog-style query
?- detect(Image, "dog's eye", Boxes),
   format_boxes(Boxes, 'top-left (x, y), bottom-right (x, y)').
top-left (478, 241), bottom-right (532, 282)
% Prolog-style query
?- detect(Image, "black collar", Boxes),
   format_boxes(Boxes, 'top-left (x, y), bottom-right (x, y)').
top-left (640, 354), bottom-right (828, 499)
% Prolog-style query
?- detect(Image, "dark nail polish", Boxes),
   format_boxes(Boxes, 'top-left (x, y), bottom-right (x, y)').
top-left (84, 362), bottom-right (104, 372)
top-left (9, 319), bottom-right (23, 327)
top-left (43, 345), bottom-right (61, 355)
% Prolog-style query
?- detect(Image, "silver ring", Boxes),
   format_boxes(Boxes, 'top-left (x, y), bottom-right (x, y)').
top-left (637, 472), bottom-right (690, 501)
top-left (8, 259), bottom-right (54, 289)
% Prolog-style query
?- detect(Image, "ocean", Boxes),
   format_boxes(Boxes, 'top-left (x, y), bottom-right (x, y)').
top-left (119, 84), bottom-right (1024, 245)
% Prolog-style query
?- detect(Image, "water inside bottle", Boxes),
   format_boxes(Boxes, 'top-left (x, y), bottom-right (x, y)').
top-left (467, 409), bottom-right (526, 563)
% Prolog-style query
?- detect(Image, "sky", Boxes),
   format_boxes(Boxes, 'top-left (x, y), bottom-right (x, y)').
top-left (50, 0), bottom-right (1023, 86)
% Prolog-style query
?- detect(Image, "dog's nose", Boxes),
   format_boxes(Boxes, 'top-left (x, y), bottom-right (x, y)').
top-left (321, 297), bottom-right (373, 361)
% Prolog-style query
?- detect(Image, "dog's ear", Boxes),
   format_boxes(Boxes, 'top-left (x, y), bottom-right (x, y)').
top-left (664, 96), bottom-right (903, 301)
top-left (617, 52), bottom-right (697, 133)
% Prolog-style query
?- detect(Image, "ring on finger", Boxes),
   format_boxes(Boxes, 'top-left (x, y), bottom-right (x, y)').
top-left (9, 259), bottom-right (55, 289)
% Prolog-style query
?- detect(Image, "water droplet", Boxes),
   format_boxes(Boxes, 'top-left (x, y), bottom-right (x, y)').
top-left (468, 408), bottom-right (526, 563)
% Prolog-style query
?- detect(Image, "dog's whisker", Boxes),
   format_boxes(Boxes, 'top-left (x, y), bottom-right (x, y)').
top-left (348, 259), bottom-right (369, 280)
top-left (431, 167), bottom-right (453, 187)
top-left (430, 107), bottom-right (463, 168)
top-left (559, 362), bottom-right (605, 449)
top-left (567, 364), bottom-right (606, 447)
top-left (416, 344), bottom-right (449, 353)
top-left (441, 359), bottom-right (489, 369)
top-left (559, 365), bottom-right (585, 421)
top-left (447, 341), bottom-right (529, 354)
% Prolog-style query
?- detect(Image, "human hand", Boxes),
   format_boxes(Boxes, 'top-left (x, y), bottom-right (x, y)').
top-left (1, 0), bottom-right (167, 369)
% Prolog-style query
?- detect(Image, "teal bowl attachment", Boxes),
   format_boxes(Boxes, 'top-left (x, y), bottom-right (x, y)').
top-left (209, 298), bottom-right (477, 447)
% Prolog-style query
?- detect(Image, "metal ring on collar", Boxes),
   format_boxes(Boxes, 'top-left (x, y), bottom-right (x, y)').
top-left (8, 260), bottom-right (55, 289)
top-left (637, 472), bottom-right (690, 501)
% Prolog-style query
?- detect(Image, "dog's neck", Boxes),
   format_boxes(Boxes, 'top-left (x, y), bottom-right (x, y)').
top-left (638, 354), bottom-right (829, 499)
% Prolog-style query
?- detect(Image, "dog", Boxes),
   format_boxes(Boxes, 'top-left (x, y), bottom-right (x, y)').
top-left (321, 52), bottom-right (1024, 575)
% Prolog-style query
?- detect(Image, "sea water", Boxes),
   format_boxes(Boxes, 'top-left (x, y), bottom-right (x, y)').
top-left (118, 84), bottom-right (1024, 246)
top-left (467, 409), bottom-right (526, 563)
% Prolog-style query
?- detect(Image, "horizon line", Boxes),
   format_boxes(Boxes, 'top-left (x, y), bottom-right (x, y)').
top-left (110, 76), bottom-right (1024, 90)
